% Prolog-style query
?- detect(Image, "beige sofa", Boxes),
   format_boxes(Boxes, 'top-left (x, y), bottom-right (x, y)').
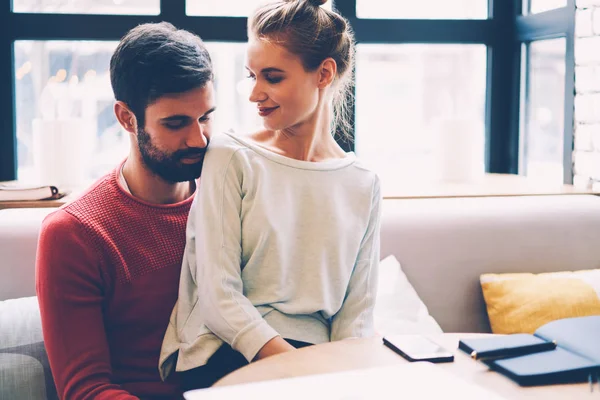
top-left (2, 195), bottom-right (600, 399)
top-left (380, 194), bottom-right (600, 332)
top-left (3, 194), bottom-right (600, 331)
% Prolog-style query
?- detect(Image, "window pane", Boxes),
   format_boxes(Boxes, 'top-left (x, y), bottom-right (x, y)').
top-left (355, 44), bottom-right (487, 195)
top-left (15, 41), bottom-right (125, 186)
top-left (204, 43), bottom-right (260, 134)
top-left (187, 0), bottom-right (330, 16)
top-left (357, 0), bottom-right (487, 19)
top-left (15, 41), bottom-right (257, 186)
top-left (528, 0), bottom-right (567, 14)
top-left (521, 38), bottom-right (566, 184)
top-left (13, 0), bottom-right (159, 15)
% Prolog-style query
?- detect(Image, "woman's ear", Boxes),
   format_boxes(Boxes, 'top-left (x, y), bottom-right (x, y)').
top-left (114, 101), bottom-right (137, 134)
top-left (317, 58), bottom-right (337, 89)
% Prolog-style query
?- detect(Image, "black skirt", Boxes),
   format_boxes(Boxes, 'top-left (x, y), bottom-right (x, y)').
top-left (179, 338), bottom-right (313, 391)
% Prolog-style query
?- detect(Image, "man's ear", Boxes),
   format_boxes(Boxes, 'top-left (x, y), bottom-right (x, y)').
top-left (317, 58), bottom-right (337, 89)
top-left (114, 101), bottom-right (137, 134)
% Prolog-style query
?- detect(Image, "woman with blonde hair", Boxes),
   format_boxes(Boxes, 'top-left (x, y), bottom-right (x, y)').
top-left (160, 0), bottom-right (382, 389)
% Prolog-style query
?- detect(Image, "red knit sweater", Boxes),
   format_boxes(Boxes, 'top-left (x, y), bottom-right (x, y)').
top-left (36, 166), bottom-right (194, 400)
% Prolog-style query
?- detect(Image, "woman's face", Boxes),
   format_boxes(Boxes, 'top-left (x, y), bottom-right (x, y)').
top-left (245, 38), bottom-right (321, 131)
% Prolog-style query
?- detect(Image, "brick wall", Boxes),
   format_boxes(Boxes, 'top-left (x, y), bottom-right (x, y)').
top-left (573, 0), bottom-right (600, 189)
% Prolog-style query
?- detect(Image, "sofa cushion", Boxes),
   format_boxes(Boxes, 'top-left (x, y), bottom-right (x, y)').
top-left (0, 296), bottom-right (57, 400)
top-left (481, 269), bottom-right (600, 334)
top-left (374, 255), bottom-right (443, 335)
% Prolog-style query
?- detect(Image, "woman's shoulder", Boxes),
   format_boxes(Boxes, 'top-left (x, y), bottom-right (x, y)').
top-left (204, 131), bottom-right (252, 159)
top-left (221, 129), bottom-right (272, 148)
top-left (209, 130), bottom-right (243, 148)
top-left (348, 157), bottom-right (380, 181)
top-left (203, 130), bottom-right (265, 174)
top-left (343, 157), bottom-right (381, 198)
top-left (209, 130), bottom-right (267, 152)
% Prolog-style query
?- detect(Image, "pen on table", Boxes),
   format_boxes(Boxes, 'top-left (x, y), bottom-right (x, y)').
top-left (470, 340), bottom-right (558, 361)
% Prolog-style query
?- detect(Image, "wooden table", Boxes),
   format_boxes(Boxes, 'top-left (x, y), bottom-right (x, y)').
top-left (0, 191), bottom-right (78, 210)
top-left (215, 334), bottom-right (588, 399)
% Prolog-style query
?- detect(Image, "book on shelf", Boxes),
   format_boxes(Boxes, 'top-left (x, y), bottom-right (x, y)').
top-left (459, 316), bottom-right (600, 386)
top-left (0, 184), bottom-right (69, 202)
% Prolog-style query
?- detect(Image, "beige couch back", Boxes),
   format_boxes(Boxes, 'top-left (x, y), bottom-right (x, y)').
top-left (380, 195), bottom-right (600, 333)
top-left (3, 195), bottom-right (600, 335)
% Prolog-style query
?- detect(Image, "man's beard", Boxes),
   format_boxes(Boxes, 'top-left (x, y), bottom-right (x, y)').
top-left (137, 127), bottom-right (206, 183)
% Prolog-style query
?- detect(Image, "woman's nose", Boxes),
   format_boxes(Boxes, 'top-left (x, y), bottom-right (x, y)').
top-left (248, 81), bottom-right (267, 103)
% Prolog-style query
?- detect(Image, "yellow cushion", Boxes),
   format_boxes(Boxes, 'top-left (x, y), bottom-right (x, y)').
top-left (480, 270), bottom-right (600, 334)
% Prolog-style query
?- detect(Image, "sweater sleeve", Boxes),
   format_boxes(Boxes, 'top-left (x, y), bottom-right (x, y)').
top-left (36, 210), bottom-right (139, 400)
top-left (330, 176), bottom-right (382, 340)
top-left (190, 148), bottom-right (279, 362)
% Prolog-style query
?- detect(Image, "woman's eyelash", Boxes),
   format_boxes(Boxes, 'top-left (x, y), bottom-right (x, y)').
top-left (246, 74), bottom-right (282, 84)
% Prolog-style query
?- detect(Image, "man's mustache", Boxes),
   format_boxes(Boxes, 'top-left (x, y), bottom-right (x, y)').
top-left (175, 147), bottom-right (207, 159)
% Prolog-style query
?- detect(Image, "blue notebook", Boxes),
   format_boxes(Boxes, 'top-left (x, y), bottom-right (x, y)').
top-left (461, 316), bottom-right (600, 386)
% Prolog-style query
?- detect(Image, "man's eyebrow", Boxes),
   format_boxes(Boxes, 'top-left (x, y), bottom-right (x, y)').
top-left (159, 107), bottom-right (216, 122)
top-left (160, 115), bottom-right (191, 122)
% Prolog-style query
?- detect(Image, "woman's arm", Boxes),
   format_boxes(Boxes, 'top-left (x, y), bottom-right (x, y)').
top-left (190, 146), bottom-right (281, 362)
top-left (330, 176), bottom-right (382, 340)
top-left (254, 337), bottom-right (296, 360)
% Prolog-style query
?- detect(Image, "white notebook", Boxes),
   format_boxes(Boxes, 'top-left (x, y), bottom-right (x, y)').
top-left (184, 362), bottom-right (507, 400)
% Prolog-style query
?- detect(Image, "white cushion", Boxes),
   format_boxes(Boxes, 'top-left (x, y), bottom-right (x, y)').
top-left (374, 255), bottom-right (443, 336)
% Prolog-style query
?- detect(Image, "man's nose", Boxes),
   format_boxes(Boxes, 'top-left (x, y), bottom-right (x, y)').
top-left (187, 122), bottom-right (209, 149)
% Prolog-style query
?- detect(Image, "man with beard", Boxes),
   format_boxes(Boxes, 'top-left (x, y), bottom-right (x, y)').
top-left (36, 22), bottom-right (215, 400)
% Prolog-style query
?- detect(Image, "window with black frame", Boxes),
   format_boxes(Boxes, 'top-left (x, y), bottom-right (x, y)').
top-left (520, 38), bottom-right (567, 184)
top-left (517, 0), bottom-right (575, 185)
top-left (2, 0), bottom-right (576, 192)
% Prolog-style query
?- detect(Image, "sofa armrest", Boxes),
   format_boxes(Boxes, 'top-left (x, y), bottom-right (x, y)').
top-left (0, 208), bottom-right (55, 301)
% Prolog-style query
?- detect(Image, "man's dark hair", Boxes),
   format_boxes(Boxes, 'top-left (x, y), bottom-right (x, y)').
top-left (110, 22), bottom-right (214, 128)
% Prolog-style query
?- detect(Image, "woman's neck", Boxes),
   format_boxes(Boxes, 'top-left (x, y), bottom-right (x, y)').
top-left (261, 103), bottom-right (347, 162)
